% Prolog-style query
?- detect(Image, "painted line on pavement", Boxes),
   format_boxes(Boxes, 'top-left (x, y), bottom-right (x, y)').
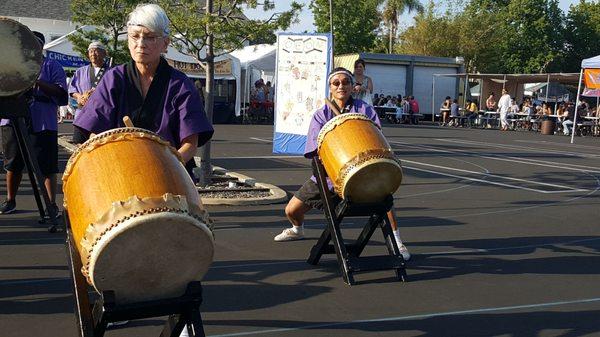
top-left (249, 137), bottom-right (273, 143)
top-left (208, 297), bottom-right (600, 337)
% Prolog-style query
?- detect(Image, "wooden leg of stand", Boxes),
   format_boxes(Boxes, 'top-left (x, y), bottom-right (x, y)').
top-left (160, 314), bottom-right (186, 337)
top-left (64, 212), bottom-right (95, 336)
top-left (351, 214), bottom-right (383, 257)
top-left (307, 226), bottom-right (331, 265)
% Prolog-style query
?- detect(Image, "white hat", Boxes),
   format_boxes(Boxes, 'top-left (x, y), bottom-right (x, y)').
top-left (88, 41), bottom-right (106, 51)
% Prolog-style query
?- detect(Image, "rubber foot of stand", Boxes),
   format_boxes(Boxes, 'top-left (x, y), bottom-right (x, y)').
top-left (47, 224), bottom-right (64, 233)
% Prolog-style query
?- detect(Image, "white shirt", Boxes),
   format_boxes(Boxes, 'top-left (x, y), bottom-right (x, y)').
top-left (498, 94), bottom-right (511, 113)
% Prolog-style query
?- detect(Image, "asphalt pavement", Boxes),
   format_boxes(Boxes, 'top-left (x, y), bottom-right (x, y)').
top-left (1, 121), bottom-right (600, 336)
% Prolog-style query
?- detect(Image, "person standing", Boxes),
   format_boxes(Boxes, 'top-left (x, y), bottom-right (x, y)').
top-left (497, 89), bottom-right (511, 131)
top-left (69, 41), bottom-right (110, 144)
top-left (0, 31), bottom-right (68, 215)
top-left (486, 92), bottom-right (496, 111)
top-left (352, 58), bottom-right (373, 105)
top-left (273, 67), bottom-right (411, 261)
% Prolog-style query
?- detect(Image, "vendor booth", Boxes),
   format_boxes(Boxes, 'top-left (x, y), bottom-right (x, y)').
top-left (571, 55), bottom-right (600, 143)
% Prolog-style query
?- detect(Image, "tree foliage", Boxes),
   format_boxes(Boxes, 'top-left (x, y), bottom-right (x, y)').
top-left (382, 0), bottom-right (424, 53)
top-left (310, 0), bottom-right (381, 54)
top-left (561, 0), bottom-right (600, 72)
top-left (69, 0), bottom-right (143, 65)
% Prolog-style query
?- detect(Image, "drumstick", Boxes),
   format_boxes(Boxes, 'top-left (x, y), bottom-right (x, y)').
top-left (123, 116), bottom-right (134, 127)
top-left (324, 98), bottom-right (341, 116)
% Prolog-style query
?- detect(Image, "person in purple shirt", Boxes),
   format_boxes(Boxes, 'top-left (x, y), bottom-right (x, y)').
top-left (273, 67), bottom-right (410, 261)
top-left (1, 31), bottom-right (68, 215)
top-left (69, 41), bottom-right (110, 144)
top-left (74, 4), bottom-right (214, 178)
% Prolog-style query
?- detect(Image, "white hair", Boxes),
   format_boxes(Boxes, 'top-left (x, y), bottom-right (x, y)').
top-left (127, 4), bottom-right (170, 36)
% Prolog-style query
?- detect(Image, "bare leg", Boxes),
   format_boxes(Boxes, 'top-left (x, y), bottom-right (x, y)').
top-left (386, 209), bottom-right (398, 231)
top-left (387, 208), bottom-right (410, 260)
top-left (6, 170), bottom-right (22, 201)
top-left (285, 196), bottom-right (312, 228)
top-left (43, 174), bottom-right (57, 204)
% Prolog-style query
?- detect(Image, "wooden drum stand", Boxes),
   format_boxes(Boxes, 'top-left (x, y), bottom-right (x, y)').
top-left (307, 157), bottom-right (408, 285)
top-left (64, 210), bottom-right (207, 337)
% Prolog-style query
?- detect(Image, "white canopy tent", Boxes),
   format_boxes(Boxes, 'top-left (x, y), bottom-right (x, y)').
top-left (164, 46), bottom-right (242, 117)
top-left (571, 55), bottom-right (600, 143)
top-left (230, 44), bottom-right (276, 113)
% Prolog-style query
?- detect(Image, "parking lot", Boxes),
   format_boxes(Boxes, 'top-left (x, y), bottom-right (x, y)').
top-left (1, 123), bottom-right (600, 336)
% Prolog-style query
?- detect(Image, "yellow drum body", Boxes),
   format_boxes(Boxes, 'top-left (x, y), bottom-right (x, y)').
top-left (63, 128), bottom-right (213, 304)
top-left (317, 113), bottom-right (403, 203)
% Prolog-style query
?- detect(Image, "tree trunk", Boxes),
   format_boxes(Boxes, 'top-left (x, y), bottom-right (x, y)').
top-left (388, 22), bottom-right (393, 54)
top-left (200, 0), bottom-right (214, 186)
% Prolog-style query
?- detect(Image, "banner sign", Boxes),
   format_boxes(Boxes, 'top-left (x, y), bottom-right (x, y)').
top-left (166, 58), bottom-right (232, 76)
top-left (46, 50), bottom-right (88, 68)
top-left (584, 69), bottom-right (600, 89)
top-left (272, 33), bottom-right (332, 154)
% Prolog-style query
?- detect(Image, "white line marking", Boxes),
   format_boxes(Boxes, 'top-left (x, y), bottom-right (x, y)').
top-left (249, 137), bottom-right (273, 143)
top-left (403, 160), bottom-right (586, 193)
top-left (208, 297), bottom-right (600, 337)
top-left (213, 155), bottom-right (303, 160)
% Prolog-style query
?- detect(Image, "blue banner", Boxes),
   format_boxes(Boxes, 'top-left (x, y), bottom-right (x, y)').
top-left (46, 50), bottom-right (89, 68)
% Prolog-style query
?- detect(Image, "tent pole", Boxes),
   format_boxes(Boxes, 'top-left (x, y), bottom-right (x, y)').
top-left (464, 74), bottom-right (469, 107)
top-left (545, 74), bottom-right (550, 103)
top-left (502, 74), bottom-right (506, 91)
top-left (432, 75), bottom-right (436, 122)
top-left (570, 69), bottom-right (584, 144)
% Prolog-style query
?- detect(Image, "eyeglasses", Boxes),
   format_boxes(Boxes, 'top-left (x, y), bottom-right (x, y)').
top-left (128, 33), bottom-right (163, 45)
top-left (330, 79), bottom-right (351, 87)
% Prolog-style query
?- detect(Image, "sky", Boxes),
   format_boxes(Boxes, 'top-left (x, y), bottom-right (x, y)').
top-left (245, 0), bottom-right (581, 34)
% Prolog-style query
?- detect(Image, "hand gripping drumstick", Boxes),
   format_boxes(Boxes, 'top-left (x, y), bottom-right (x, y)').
top-left (89, 116), bottom-right (133, 139)
top-left (324, 98), bottom-right (341, 116)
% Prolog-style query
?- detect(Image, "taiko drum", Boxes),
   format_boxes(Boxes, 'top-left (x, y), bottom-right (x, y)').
top-left (317, 113), bottom-right (403, 203)
top-left (63, 128), bottom-right (214, 304)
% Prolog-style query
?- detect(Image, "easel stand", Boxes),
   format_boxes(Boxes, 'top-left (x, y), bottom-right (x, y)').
top-left (307, 157), bottom-right (407, 285)
top-left (64, 211), bottom-right (206, 337)
top-left (0, 95), bottom-right (57, 226)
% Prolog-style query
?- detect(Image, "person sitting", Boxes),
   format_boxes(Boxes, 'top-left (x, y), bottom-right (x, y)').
top-left (448, 99), bottom-right (460, 126)
top-left (273, 67), bottom-right (411, 261)
top-left (440, 96), bottom-right (451, 125)
top-left (74, 4), bottom-right (214, 180)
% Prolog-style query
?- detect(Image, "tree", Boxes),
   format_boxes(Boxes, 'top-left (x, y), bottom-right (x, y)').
top-left (158, 0), bottom-right (302, 184)
top-left (562, 0), bottom-right (600, 72)
top-left (69, 0), bottom-right (143, 64)
top-left (310, 0), bottom-right (381, 54)
top-left (382, 0), bottom-right (424, 53)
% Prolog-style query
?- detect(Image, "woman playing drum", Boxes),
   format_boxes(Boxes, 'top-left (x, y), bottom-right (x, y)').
top-left (273, 67), bottom-right (410, 261)
top-left (74, 3), bottom-right (213, 174)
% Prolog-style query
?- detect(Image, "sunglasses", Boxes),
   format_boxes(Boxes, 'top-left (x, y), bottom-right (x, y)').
top-left (330, 79), bottom-right (351, 87)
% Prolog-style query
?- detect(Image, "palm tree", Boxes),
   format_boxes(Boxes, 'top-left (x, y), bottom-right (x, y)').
top-left (382, 0), bottom-right (424, 53)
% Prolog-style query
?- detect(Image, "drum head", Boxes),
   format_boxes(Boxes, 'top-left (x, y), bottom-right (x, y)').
top-left (344, 159), bottom-right (403, 204)
top-left (0, 18), bottom-right (43, 97)
top-left (88, 212), bottom-right (214, 304)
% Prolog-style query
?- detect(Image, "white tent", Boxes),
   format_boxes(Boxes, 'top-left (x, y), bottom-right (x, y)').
top-left (571, 55), bottom-right (600, 143)
top-left (164, 46), bottom-right (242, 117)
top-left (230, 44), bottom-right (276, 113)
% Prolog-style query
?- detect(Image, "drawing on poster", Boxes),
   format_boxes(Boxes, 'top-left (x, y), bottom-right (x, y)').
top-left (275, 34), bottom-right (330, 135)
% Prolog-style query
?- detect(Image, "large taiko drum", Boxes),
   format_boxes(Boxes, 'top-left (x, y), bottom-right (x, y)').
top-left (317, 113), bottom-right (403, 203)
top-left (63, 128), bottom-right (214, 304)
top-left (0, 18), bottom-right (43, 97)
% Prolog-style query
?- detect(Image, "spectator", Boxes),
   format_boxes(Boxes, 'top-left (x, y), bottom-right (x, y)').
top-left (449, 98), bottom-right (459, 126)
top-left (441, 96), bottom-right (451, 125)
top-left (486, 92), bottom-right (496, 111)
top-left (497, 89), bottom-right (511, 131)
top-left (352, 58), bottom-right (373, 105)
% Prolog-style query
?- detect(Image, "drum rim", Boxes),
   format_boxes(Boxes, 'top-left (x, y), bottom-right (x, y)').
top-left (316, 113), bottom-right (379, 150)
top-left (62, 127), bottom-right (182, 187)
top-left (87, 211), bottom-right (214, 303)
top-left (341, 157), bottom-right (403, 201)
top-left (0, 18), bottom-right (43, 97)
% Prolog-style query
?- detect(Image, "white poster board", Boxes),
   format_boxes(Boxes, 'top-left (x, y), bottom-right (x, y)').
top-left (272, 33), bottom-right (332, 154)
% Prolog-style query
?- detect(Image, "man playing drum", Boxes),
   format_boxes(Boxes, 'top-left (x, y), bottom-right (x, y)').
top-left (74, 4), bottom-right (213, 174)
top-left (69, 41), bottom-right (110, 144)
top-left (0, 31), bottom-right (68, 216)
top-left (273, 67), bottom-right (410, 261)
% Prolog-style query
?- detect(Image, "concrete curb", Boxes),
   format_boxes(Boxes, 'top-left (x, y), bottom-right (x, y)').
top-left (57, 136), bottom-right (288, 206)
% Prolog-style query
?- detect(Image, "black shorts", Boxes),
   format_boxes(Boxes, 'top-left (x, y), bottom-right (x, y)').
top-left (294, 179), bottom-right (341, 210)
top-left (1, 125), bottom-right (58, 175)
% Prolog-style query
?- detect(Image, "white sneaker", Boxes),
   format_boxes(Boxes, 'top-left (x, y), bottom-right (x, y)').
top-left (274, 227), bottom-right (304, 242)
top-left (398, 244), bottom-right (411, 261)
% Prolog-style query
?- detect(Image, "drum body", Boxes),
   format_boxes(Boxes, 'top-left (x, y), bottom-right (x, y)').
top-left (63, 128), bottom-right (213, 304)
top-left (541, 119), bottom-right (556, 135)
top-left (0, 18), bottom-right (43, 97)
top-left (317, 113), bottom-right (402, 203)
